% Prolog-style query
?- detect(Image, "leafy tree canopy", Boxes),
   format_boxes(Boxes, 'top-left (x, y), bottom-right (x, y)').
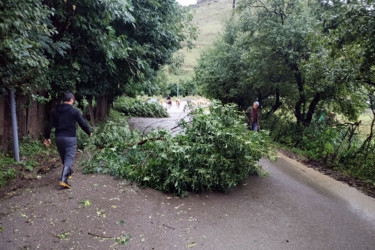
top-left (0, 0), bottom-right (66, 96)
top-left (1, 0), bottom-right (196, 108)
top-left (195, 0), bottom-right (374, 127)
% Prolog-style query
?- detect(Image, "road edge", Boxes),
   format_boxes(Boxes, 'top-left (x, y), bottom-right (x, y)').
top-left (274, 153), bottom-right (375, 224)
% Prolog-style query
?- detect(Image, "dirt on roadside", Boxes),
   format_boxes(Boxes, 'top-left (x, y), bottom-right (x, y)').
top-left (278, 148), bottom-right (375, 198)
top-left (0, 152), bottom-right (60, 201)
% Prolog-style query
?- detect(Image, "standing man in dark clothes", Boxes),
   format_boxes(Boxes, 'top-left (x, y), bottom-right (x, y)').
top-left (245, 101), bottom-right (260, 131)
top-left (44, 92), bottom-right (92, 189)
top-left (166, 95), bottom-right (172, 108)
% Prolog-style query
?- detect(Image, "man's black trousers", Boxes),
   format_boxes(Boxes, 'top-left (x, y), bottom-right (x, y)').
top-left (55, 137), bottom-right (77, 182)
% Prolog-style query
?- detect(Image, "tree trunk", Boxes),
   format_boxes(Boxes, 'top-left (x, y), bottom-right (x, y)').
top-left (285, 60), bottom-right (306, 126)
top-left (95, 95), bottom-right (109, 122)
top-left (305, 92), bottom-right (321, 126)
top-left (269, 89), bottom-right (282, 114)
top-left (293, 71), bottom-right (305, 126)
top-left (0, 95), bottom-right (12, 153)
top-left (359, 115), bottom-right (374, 152)
top-left (0, 96), bottom-right (4, 152)
top-left (87, 97), bottom-right (96, 127)
top-left (232, 0), bottom-right (236, 9)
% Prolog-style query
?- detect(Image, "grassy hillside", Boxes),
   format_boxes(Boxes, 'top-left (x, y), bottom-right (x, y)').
top-left (168, 0), bottom-right (233, 83)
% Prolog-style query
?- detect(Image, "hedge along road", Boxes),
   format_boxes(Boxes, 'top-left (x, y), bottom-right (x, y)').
top-left (0, 102), bottom-right (375, 249)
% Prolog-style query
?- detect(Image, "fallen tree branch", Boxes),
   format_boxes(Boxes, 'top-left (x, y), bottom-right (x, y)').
top-left (131, 137), bottom-right (166, 146)
top-left (95, 136), bottom-right (167, 150)
top-left (88, 232), bottom-right (113, 239)
top-left (162, 224), bottom-right (175, 230)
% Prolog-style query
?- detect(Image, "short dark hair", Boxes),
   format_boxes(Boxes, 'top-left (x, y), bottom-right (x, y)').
top-left (63, 92), bottom-right (75, 102)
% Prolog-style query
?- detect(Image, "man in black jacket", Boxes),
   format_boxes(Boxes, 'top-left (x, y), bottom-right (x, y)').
top-left (44, 92), bottom-right (92, 188)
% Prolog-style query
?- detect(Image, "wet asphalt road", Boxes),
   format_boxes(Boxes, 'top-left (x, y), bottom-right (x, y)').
top-left (128, 101), bottom-right (190, 135)
top-left (0, 101), bottom-right (375, 249)
top-left (130, 101), bottom-right (375, 249)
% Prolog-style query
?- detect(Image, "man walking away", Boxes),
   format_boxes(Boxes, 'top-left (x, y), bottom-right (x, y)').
top-left (245, 101), bottom-right (260, 132)
top-left (44, 92), bottom-right (92, 189)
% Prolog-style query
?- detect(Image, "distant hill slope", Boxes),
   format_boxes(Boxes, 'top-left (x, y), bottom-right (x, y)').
top-left (168, 0), bottom-right (233, 82)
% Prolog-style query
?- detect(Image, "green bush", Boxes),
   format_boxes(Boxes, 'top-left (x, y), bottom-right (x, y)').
top-left (82, 101), bottom-right (276, 196)
top-left (301, 124), bottom-right (342, 160)
top-left (19, 135), bottom-right (47, 157)
top-left (19, 136), bottom-right (52, 171)
top-left (265, 113), bottom-right (299, 146)
top-left (0, 136), bottom-right (59, 187)
top-left (113, 96), bottom-right (168, 118)
top-left (0, 154), bottom-right (18, 187)
top-left (265, 112), bottom-right (375, 185)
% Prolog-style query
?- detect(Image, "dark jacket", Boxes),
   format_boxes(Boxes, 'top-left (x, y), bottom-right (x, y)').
top-left (45, 104), bottom-right (91, 139)
top-left (245, 107), bottom-right (261, 130)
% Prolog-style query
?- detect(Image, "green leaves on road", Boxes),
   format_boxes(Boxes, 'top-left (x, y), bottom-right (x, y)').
top-left (115, 233), bottom-right (131, 245)
top-left (79, 200), bottom-right (92, 207)
top-left (82, 101), bottom-right (275, 196)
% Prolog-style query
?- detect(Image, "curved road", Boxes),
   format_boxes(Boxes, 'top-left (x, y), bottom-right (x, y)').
top-left (0, 102), bottom-right (374, 249)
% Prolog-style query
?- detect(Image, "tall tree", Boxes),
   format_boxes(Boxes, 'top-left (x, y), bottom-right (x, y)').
top-left (0, 0), bottom-right (64, 95)
top-left (44, 0), bottom-right (195, 122)
top-left (0, 0), bottom-right (68, 155)
top-left (195, 0), bottom-right (368, 128)
top-left (44, 0), bottom-right (134, 122)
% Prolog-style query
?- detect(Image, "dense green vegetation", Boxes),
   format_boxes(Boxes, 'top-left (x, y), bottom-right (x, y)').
top-left (113, 96), bottom-right (168, 118)
top-left (1, 0), bottom-right (196, 122)
top-left (82, 102), bottom-right (275, 196)
top-left (194, 0), bottom-right (375, 184)
top-left (0, 137), bottom-right (56, 187)
top-left (0, 155), bottom-right (18, 187)
top-left (0, 0), bottom-right (57, 99)
top-left (2, 0), bottom-right (374, 193)
top-left (0, 0), bottom-right (196, 185)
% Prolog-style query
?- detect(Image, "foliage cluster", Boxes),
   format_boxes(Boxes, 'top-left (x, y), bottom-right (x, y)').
top-left (0, 154), bottom-right (18, 187)
top-left (194, 0), bottom-right (375, 184)
top-left (196, 0), bottom-right (374, 122)
top-left (268, 111), bottom-right (375, 184)
top-left (0, 0), bottom-right (57, 96)
top-left (0, 136), bottom-right (55, 187)
top-left (113, 96), bottom-right (168, 118)
top-left (147, 70), bottom-right (200, 97)
top-left (1, 0), bottom-right (196, 122)
top-left (82, 101), bottom-right (275, 196)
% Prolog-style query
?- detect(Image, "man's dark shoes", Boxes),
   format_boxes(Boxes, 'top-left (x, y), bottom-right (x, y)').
top-left (59, 181), bottom-right (71, 189)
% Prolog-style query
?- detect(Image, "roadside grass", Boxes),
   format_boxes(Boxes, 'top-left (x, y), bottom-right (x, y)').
top-left (0, 155), bottom-right (18, 187)
top-left (180, 47), bottom-right (201, 67)
top-left (264, 107), bottom-right (375, 192)
top-left (0, 137), bottom-right (59, 188)
top-left (168, 71), bottom-right (194, 83)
